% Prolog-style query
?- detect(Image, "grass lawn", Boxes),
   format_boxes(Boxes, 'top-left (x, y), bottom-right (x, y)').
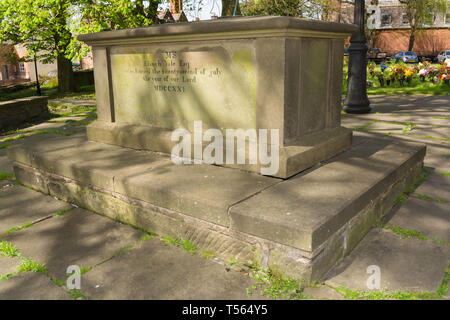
top-left (0, 83), bottom-right (95, 102)
top-left (342, 64), bottom-right (450, 96)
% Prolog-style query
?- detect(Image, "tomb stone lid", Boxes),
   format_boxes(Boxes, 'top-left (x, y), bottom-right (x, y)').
top-left (78, 16), bottom-right (358, 45)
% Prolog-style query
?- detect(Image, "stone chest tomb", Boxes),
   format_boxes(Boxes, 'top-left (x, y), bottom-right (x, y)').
top-left (7, 17), bottom-right (426, 283)
top-left (79, 16), bottom-right (357, 178)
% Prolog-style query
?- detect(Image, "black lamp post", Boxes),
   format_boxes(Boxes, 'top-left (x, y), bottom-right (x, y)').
top-left (33, 55), bottom-right (41, 96)
top-left (343, 0), bottom-right (371, 114)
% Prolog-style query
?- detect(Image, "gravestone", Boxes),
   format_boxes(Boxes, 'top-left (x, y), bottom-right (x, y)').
top-left (79, 16), bottom-right (358, 178)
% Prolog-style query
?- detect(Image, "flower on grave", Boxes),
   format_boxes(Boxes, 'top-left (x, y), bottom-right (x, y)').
top-left (440, 74), bottom-right (448, 81)
top-left (418, 69), bottom-right (427, 76)
top-left (404, 68), bottom-right (415, 81)
top-left (366, 79), bottom-right (373, 87)
top-left (380, 62), bottom-right (387, 71)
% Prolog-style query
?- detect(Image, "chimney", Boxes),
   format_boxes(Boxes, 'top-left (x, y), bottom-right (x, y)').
top-left (170, 0), bottom-right (182, 14)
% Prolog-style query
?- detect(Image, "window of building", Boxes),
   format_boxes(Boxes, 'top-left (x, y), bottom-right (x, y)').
top-left (402, 14), bottom-right (409, 25)
top-left (381, 14), bottom-right (392, 27)
top-left (16, 44), bottom-right (22, 52)
top-left (19, 63), bottom-right (25, 72)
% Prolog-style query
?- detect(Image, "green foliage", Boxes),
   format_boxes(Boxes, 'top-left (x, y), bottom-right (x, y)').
top-left (201, 251), bottom-right (216, 259)
top-left (0, 240), bottom-right (19, 258)
top-left (334, 286), bottom-right (440, 300)
top-left (18, 258), bottom-right (47, 274)
top-left (68, 289), bottom-right (88, 300)
top-left (161, 236), bottom-right (197, 254)
top-left (240, 0), bottom-right (339, 20)
top-left (4, 222), bottom-right (34, 235)
top-left (52, 209), bottom-right (72, 217)
top-left (249, 267), bottom-right (308, 300)
top-left (0, 172), bottom-right (11, 180)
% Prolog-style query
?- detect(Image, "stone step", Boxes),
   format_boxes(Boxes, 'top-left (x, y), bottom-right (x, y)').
top-left (6, 132), bottom-right (426, 281)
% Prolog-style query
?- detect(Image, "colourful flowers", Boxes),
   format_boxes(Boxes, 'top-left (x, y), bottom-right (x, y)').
top-left (371, 61), bottom-right (449, 86)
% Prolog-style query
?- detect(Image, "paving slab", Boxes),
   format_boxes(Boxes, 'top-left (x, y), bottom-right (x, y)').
top-left (2, 208), bottom-right (143, 280)
top-left (0, 256), bottom-right (20, 276)
top-left (424, 154), bottom-right (450, 173)
top-left (0, 184), bottom-right (73, 234)
top-left (414, 173), bottom-right (449, 201)
top-left (80, 237), bottom-right (263, 300)
top-left (386, 197), bottom-right (449, 242)
top-left (303, 285), bottom-right (345, 300)
top-left (0, 271), bottom-right (69, 300)
top-left (325, 228), bottom-right (450, 293)
top-left (0, 149), bottom-right (12, 173)
top-left (49, 99), bottom-right (96, 106)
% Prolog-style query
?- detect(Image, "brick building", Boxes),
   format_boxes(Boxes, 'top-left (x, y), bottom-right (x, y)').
top-left (341, 0), bottom-right (450, 57)
top-left (0, 44), bottom-right (31, 86)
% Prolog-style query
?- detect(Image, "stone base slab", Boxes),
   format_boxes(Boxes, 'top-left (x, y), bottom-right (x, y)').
top-left (86, 121), bottom-right (353, 179)
top-left (7, 132), bottom-right (425, 282)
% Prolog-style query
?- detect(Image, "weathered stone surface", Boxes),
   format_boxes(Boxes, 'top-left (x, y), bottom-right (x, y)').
top-left (0, 149), bottom-right (13, 173)
top-left (7, 130), bottom-right (426, 282)
top-left (2, 208), bottom-right (143, 280)
top-left (325, 228), bottom-right (450, 293)
top-left (79, 16), bottom-right (356, 178)
top-left (0, 184), bottom-right (72, 234)
top-left (386, 197), bottom-right (450, 242)
top-left (229, 137), bottom-right (425, 252)
top-left (80, 237), bottom-right (263, 300)
top-left (0, 96), bottom-right (49, 130)
top-left (0, 272), bottom-right (69, 300)
top-left (0, 256), bottom-right (20, 276)
top-left (7, 132), bottom-right (280, 227)
top-left (303, 285), bottom-right (345, 300)
top-left (414, 173), bottom-right (449, 201)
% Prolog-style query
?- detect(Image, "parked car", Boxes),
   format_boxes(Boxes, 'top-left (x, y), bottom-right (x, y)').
top-left (367, 49), bottom-right (387, 63)
top-left (437, 50), bottom-right (450, 64)
top-left (389, 51), bottom-right (419, 63)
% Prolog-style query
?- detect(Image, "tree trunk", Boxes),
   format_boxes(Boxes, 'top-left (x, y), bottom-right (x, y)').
top-left (408, 29), bottom-right (415, 51)
top-left (222, 0), bottom-right (240, 16)
top-left (57, 55), bottom-right (75, 93)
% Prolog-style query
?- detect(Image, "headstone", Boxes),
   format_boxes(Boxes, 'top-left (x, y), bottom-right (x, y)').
top-left (78, 16), bottom-right (357, 178)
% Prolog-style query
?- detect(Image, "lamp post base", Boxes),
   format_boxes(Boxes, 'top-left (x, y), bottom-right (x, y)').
top-left (343, 103), bottom-right (371, 114)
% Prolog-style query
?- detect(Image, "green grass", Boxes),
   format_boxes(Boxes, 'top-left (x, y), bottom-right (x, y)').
top-left (0, 172), bottom-right (12, 180)
top-left (4, 222), bottom-right (34, 235)
top-left (415, 193), bottom-right (447, 203)
top-left (161, 236), bottom-right (197, 255)
top-left (201, 251), bottom-right (216, 259)
top-left (249, 267), bottom-right (308, 300)
top-left (68, 289), bottom-right (89, 300)
top-left (52, 208), bottom-right (72, 217)
top-left (18, 258), bottom-right (47, 274)
top-left (439, 171), bottom-right (450, 177)
top-left (0, 240), bottom-right (20, 257)
top-left (0, 143), bottom-right (11, 149)
top-left (423, 135), bottom-right (450, 142)
top-left (0, 84), bottom-right (95, 102)
top-left (0, 273), bottom-right (14, 282)
top-left (389, 225), bottom-right (428, 241)
top-left (333, 286), bottom-right (440, 300)
top-left (342, 64), bottom-right (450, 96)
top-left (0, 129), bottom-right (75, 144)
